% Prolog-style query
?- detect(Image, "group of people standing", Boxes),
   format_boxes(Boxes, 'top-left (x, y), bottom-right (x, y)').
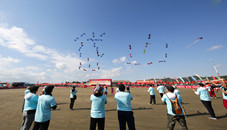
top-left (20, 79), bottom-right (227, 130)
top-left (90, 84), bottom-right (135, 130)
top-left (21, 85), bottom-right (57, 130)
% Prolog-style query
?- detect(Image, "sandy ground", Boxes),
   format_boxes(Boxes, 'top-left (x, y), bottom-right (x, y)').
top-left (0, 87), bottom-right (227, 130)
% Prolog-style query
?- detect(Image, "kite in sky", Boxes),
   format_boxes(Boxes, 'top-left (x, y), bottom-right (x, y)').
top-left (74, 32), bottom-right (105, 71)
top-left (186, 37), bottom-right (203, 48)
top-left (126, 34), bottom-right (169, 66)
top-left (147, 62), bottom-right (153, 65)
top-left (148, 34), bottom-right (151, 39)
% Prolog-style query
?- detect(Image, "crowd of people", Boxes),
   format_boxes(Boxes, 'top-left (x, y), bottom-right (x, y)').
top-left (20, 79), bottom-right (227, 130)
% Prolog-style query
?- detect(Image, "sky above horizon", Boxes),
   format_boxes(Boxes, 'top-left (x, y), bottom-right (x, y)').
top-left (0, 0), bottom-right (226, 83)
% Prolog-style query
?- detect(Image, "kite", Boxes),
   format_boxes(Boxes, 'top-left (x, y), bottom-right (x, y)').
top-left (174, 77), bottom-right (179, 83)
top-left (159, 60), bottom-right (166, 63)
top-left (129, 45), bottom-right (131, 50)
top-left (75, 32), bottom-right (105, 71)
top-left (179, 77), bottom-right (185, 82)
top-left (147, 62), bottom-right (153, 65)
top-left (166, 43), bottom-right (168, 48)
top-left (148, 34), bottom-right (151, 39)
top-left (92, 32), bottom-right (95, 38)
top-left (130, 53), bottom-right (132, 58)
top-left (135, 63), bottom-right (140, 65)
top-left (143, 49), bottom-right (146, 54)
top-left (195, 74), bottom-right (203, 81)
top-left (127, 62), bottom-right (131, 64)
top-left (100, 53), bottom-right (104, 57)
top-left (186, 37), bottom-right (203, 48)
top-left (78, 47), bottom-right (82, 51)
top-left (165, 53), bottom-right (167, 58)
top-left (100, 33), bottom-right (105, 37)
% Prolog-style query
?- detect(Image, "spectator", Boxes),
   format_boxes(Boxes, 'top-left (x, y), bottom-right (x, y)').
top-left (70, 86), bottom-right (77, 110)
top-left (162, 85), bottom-right (188, 130)
top-left (20, 86), bottom-right (39, 130)
top-left (33, 85), bottom-right (57, 130)
top-left (115, 84), bottom-right (135, 130)
top-left (90, 84), bottom-right (107, 130)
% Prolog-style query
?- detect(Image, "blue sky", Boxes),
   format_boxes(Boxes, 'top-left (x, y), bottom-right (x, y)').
top-left (0, 0), bottom-right (226, 83)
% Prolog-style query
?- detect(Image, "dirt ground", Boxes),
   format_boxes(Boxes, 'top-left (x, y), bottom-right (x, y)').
top-left (0, 87), bottom-right (226, 130)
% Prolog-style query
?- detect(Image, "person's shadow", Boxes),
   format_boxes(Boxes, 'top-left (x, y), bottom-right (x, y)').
top-left (216, 113), bottom-right (227, 119)
top-left (186, 111), bottom-right (209, 117)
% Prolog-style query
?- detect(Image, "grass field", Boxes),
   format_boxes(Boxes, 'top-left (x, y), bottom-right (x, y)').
top-left (0, 87), bottom-right (226, 130)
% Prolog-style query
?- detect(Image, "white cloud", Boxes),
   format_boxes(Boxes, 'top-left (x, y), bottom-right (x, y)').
top-left (0, 55), bottom-right (20, 67)
top-left (207, 45), bottom-right (223, 51)
top-left (100, 67), bottom-right (123, 78)
top-left (120, 56), bottom-right (126, 62)
top-left (131, 61), bottom-right (137, 64)
top-left (112, 56), bottom-right (126, 64)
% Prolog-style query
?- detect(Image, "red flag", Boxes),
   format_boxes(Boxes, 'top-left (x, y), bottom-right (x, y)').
top-left (211, 75), bottom-right (216, 80)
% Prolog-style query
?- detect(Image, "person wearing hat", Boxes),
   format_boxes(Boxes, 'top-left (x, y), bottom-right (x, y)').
top-left (20, 86), bottom-right (39, 130)
top-left (162, 85), bottom-right (188, 130)
top-left (70, 86), bottom-right (77, 110)
top-left (192, 83), bottom-right (217, 120)
top-left (115, 84), bottom-right (135, 130)
top-left (90, 84), bottom-right (107, 130)
top-left (33, 85), bottom-right (57, 130)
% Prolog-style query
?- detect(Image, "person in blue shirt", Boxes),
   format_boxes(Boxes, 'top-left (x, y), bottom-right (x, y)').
top-left (33, 85), bottom-right (57, 130)
top-left (90, 84), bottom-right (107, 130)
top-left (70, 86), bottom-right (77, 110)
top-left (192, 83), bottom-right (217, 120)
top-left (115, 84), bottom-right (135, 130)
top-left (104, 86), bottom-right (108, 95)
top-left (20, 86), bottom-right (39, 130)
top-left (162, 85), bottom-right (188, 130)
top-left (173, 86), bottom-right (182, 104)
top-left (157, 84), bottom-right (165, 97)
top-left (147, 85), bottom-right (156, 104)
top-left (157, 84), bottom-right (165, 104)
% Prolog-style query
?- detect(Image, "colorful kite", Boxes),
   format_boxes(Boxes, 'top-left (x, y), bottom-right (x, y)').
top-left (186, 37), bottom-right (203, 48)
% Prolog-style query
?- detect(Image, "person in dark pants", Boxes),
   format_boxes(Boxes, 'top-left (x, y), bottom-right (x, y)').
top-left (33, 85), bottom-right (57, 130)
top-left (147, 85), bottom-right (156, 104)
top-left (90, 84), bottom-right (107, 130)
top-left (162, 85), bottom-right (188, 130)
top-left (20, 86), bottom-right (39, 130)
top-left (115, 84), bottom-right (135, 130)
top-left (70, 86), bottom-right (77, 110)
top-left (192, 83), bottom-right (217, 120)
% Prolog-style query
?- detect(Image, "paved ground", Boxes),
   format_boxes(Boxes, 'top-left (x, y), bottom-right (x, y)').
top-left (0, 87), bottom-right (226, 130)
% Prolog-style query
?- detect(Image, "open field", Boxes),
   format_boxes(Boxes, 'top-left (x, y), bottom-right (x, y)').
top-left (0, 87), bottom-right (227, 130)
